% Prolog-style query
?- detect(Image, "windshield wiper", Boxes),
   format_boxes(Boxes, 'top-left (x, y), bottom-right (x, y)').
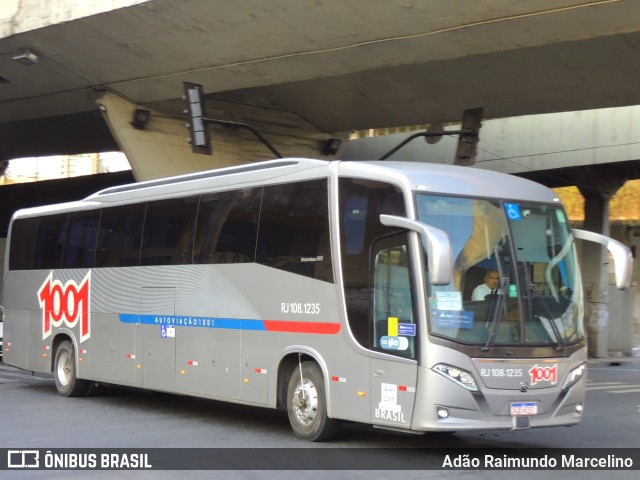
top-left (528, 282), bottom-right (566, 351)
top-left (481, 276), bottom-right (508, 351)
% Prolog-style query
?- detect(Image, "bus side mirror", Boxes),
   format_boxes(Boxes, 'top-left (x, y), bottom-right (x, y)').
top-left (380, 214), bottom-right (453, 285)
top-left (573, 228), bottom-right (633, 289)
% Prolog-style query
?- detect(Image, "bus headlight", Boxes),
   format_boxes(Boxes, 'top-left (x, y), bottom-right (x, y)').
top-left (432, 363), bottom-right (479, 392)
top-left (562, 363), bottom-right (586, 390)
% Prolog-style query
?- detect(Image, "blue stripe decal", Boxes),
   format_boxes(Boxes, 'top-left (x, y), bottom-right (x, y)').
top-left (118, 314), bottom-right (266, 331)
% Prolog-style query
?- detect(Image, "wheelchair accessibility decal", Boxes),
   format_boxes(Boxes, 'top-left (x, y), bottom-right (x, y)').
top-left (505, 203), bottom-right (522, 221)
top-left (160, 325), bottom-right (176, 338)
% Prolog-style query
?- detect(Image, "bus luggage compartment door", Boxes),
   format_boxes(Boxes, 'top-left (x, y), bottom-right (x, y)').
top-left (141, 287), bottom-right (176, 392)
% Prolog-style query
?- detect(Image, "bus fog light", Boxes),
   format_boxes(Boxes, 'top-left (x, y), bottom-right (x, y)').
top-left (433, 363), bottom-right (479, 392)
top-left (437, 407), bottom-right (449, 419)
top-left (576, 404), bottom-right (583, 415)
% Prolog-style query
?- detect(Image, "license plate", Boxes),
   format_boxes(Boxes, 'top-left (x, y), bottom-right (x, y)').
top-left (510, 402), bottom-right (538, 416)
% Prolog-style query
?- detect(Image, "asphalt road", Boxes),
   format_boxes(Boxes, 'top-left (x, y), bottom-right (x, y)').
top-left (0, 359), bottom-right (638, 479)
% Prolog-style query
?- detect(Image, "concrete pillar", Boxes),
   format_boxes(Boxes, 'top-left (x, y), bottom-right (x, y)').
top-left (96, 91), bottom-right (344, 181)
top-left (578, 170), bottom-right (632, 358)
top-left (580, 190), bottom-right (612, 358)
top-left (608, 224), bottom-right (638, 354)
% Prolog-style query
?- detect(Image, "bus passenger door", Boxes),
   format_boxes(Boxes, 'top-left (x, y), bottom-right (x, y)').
top-left (141, 287), bottom-right (176, 392)
top-left (370, 233), bottom-right (418, 429)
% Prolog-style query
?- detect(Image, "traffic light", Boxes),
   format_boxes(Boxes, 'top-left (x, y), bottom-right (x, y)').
top-left (455, 107), bottom-right (483, 166)
top-left (183, 82), bottom-right (212, 155)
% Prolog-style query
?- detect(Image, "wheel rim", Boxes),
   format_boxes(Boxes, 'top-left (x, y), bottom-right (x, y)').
top-left (291, 378), bottom-right (319, 426)
top-left (56, 350), bottom-right (72, 386)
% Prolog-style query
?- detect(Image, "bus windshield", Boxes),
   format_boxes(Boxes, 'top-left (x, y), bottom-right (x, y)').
top-left (416, 194), bottom-right (584, 349)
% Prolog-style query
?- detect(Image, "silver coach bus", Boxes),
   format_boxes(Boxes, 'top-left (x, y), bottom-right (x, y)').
top-left (2, 159), bottom-right (632, 441)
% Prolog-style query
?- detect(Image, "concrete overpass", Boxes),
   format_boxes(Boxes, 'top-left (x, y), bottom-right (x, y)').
top-left (3, 0), bottom-right (640, 180)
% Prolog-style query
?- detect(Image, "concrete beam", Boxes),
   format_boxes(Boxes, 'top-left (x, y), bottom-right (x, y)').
top-left (97, 91), bottom-right (343, 180)
top-left (343, 105), bottom-right (640, 176)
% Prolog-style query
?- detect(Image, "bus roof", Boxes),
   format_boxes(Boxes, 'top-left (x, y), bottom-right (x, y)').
top-left (11, 158), bottom-right (559, 219)
top-left (337, 161), bottom-right (559, 203)
top-left (86, 158), bottom-right (328, 201)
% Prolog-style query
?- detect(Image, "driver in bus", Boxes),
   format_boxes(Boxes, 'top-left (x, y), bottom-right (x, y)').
top-left (471, 269), bottom-right (500, 301)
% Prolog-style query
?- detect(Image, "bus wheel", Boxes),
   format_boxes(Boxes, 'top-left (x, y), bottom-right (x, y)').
top-left (54, 340), bottom-right (91, 397)
top-left (287, 361), bottom-right (339, 441)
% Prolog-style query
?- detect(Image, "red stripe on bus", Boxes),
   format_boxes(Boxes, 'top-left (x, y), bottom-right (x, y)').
top-left (263, 320), bottom-right (341, 335)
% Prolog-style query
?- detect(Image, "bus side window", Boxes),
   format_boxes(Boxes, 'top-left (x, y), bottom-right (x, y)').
top-left (95, 204), bottom-right (146, 267)
top-left (343, 192), bottom-right (368, 254)
top-left (8, 217), bottom-right (38, 271)
top-left (257, 179), bottom-right (333, 282)
top-left (62, 210), bottom-right (100, 269)
top-left (33, 213), bottom-right (68, 270)
top-left (140, 197), bottom-right (198, 266)
top-left (339, 178), bottom-right (406, 349)
top-left (194, 188), bottom-right (261, 264)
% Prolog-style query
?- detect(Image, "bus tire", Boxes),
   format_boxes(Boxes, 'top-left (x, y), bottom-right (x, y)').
top-left (54, 340), bottom-right (91, 397)
top-left (286, 361), bottom-right (339, 441)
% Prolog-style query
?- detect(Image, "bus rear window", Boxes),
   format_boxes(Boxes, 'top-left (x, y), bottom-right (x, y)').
top-left (8, 217), bottom-right (38, 271)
